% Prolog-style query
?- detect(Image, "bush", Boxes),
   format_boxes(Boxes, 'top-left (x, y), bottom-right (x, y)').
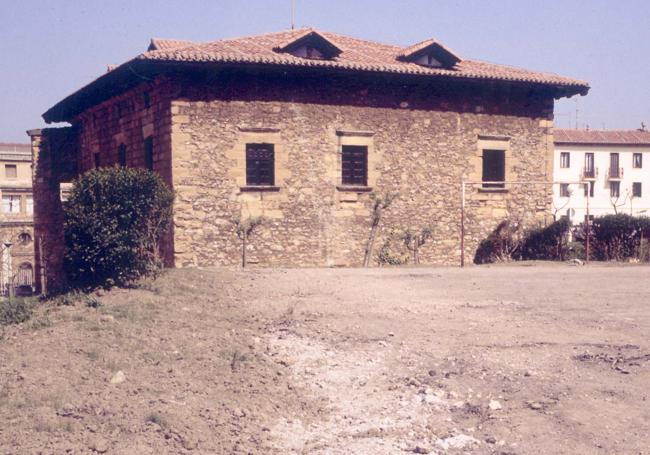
top-left (590, 214), bottom-right (650, 261)
top-left (0, 298), bottom-right (33, 325)
top-left (64, 167), bottom-right (174, 288)
top-left (519, 218), bottom-right (571, 261)
top-left (474, 219), bottom-right (521, 264)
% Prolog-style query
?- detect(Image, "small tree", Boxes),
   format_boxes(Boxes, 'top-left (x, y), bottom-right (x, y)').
top-left (64, 167), bottom-right (174, 288)
top-left (234, 216), bottom-right (264, 268)
top-left (402, 226), bottom-right (433, 265)
top-left (363, 191), bottom-right (398, 267)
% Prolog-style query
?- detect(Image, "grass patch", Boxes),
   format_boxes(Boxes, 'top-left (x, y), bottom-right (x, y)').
top-left (0, 298), bottom-right (34, 326)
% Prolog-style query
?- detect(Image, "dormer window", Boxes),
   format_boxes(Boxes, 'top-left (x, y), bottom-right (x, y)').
top-left (417, 54), bottom-right (442, 68)
top-left (398, 39), bottom-right (462, 69)
top-left (274, 29), bottom-right (342, 60)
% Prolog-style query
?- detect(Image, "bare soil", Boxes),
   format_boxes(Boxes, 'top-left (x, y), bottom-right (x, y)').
top-left (1, 263), bottom-right (649, 454)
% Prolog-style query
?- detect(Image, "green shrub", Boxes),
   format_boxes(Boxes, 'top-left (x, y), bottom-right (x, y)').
top-left (590, 214), bottom-right (650, 261)
top-left (519, 217), bottom-right (571, 261)
top-left (0, 298), bottom-right (33, 325)
top-left (474, 219), bottom-right (522, 264)
top-left (64, 167), bottom-right (174, 288)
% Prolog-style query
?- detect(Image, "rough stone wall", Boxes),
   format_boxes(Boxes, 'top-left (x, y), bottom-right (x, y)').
top-left (29, 127), bottom-right (79, 294)
top-left (73, 77), bottom-right (175, 265)
top-left (169, 72), bottom-right (554, 267)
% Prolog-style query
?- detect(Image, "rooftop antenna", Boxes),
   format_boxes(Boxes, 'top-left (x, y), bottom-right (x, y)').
top-left (291, 0), bottom-right (295, 29)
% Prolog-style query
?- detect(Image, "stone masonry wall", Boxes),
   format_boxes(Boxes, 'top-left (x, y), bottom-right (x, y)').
top-left (29, 127), bottom-right (79, 294)
top-left (73, 77), bottom-right (176, 265)
top-left (169, 72), bottom-right (554, 267)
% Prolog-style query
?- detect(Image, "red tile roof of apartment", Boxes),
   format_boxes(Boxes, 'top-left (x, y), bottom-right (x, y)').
top-left (554, 129), bottom-right (650, 146)
top-left (43, 28), bottom-right (589, 123)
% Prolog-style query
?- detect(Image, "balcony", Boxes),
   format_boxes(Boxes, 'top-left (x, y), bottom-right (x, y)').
top-left (581, 167), bottom-right (598, 180)
top-left (607, 167), bottom-right (624, 180)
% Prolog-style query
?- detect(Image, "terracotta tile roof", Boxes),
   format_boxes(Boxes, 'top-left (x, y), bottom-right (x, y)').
top-left (397, 38), bottom-right (461, 65)
top-left (148, 38), bottom-right (196, 51)
top-left (43, 28), bottom-right (590, 123)
top-left (139, 28), bottom-right (588, 89)
top-left (554, 129), bottom-right (650, 146)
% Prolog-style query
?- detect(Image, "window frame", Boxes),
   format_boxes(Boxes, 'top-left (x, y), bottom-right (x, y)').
top-left (481, 149), bottom-right (506, 189)
top-left (633, 182), bottom-right (642, 198)
top-left (633, 153), bottom-right (643, 169)
top-left (610, 181), bottom-right (620, 198)
top-left (559, 183), bottom-right (570, 198)
top-left (245, 143), bottom-right (275, 187)
top-left (4, 164), bottom-right (17, 179)
top-left (584, 181), bottom-right (594, 198)
top-left (341, 145), bottom-right (369, 187)
top-left (118, 144), bottom-right (127, 167)
top-left (559, 152), bottom-right (570, 169)
top-left (144, 136), bottom-right (154, 170)
top-left (1, 194), bottom-right (22, 214)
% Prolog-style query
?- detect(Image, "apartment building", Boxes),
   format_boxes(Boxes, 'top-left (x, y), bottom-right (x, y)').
top-left (0, 143), bottom-right (35, 295)
top-left (553, 129), bottom-right (650, 223)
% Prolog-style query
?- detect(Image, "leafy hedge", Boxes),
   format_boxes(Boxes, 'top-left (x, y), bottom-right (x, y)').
top-left (519, 217), bottom-right (571, 261)
top-left (590, 214), bottom-right (650, 261)
top-left (64, 167), bottom-right (174, 288)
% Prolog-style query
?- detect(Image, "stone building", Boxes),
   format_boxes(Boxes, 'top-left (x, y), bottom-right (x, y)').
top-left (32, 28), bottom-right (588, 291)
top-left (0, 142), bottom-right (35, 295)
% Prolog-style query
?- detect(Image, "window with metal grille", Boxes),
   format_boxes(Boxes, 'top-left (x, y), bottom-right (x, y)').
top-left (633, 153), bottom-right (642, 168)
top-left (118, 144), bottom-right (127, 167)
top-left (246, 143), bottom-right (275, 186)
top-left (559, 183), bottom-right (570, 197)
top-left (341, 145), bottom-right (368, 186)
top-left (633, 182), bottom-right (642, 198)
top-left (482, 149), bottom-right (505, 188)
top-left (610, 181), bottom-right (620, 198)
top-left (560, 152), bottom-right (570, 168)
top-left (144, 136), bottom-right (154, 170)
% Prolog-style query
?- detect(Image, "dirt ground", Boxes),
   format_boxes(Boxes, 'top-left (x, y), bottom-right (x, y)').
top-left (1, 263), bottom-right (649, 454)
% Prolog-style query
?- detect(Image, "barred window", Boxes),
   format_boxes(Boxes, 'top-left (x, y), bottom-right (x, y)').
top-left (341, 145), bottom-right (368, 186)
top-left (246, 143), bottom-right (275, 186)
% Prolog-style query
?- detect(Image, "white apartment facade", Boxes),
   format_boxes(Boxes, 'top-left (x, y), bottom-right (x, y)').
top-left (553, 129), bottom-right (650, 224)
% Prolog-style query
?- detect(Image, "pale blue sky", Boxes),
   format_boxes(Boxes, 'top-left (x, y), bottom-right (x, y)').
top-left (1, 0), bottom-right (649, 142)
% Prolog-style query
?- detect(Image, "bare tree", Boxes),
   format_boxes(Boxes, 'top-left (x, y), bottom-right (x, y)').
top-left (234, 216), bottom-right (264, 268)
top-left (363, 191), bottom-right (398, 267)
top-left (402, 226), bottom-right (433, 265)
top-left (610, 188), bottom-right (631, 215)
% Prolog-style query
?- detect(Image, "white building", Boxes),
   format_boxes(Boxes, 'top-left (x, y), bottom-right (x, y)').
top-left (553, 129), bottom-right (650, 224)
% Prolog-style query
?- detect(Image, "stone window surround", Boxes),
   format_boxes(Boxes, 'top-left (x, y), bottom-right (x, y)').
top-left (231, 127), bottom-right (285, 193)
top-left (475, 135), bottom-right (512, 194)
top-left (335, 130), bottom-right (376, 193)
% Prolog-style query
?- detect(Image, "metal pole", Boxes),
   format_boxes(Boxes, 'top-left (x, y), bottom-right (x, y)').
top-left (585, 186), bottom-right (590, 264)
top-left (291, 0), bottom-right (295, 29)
top-left (460, 181), bottom-right (465, 267)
